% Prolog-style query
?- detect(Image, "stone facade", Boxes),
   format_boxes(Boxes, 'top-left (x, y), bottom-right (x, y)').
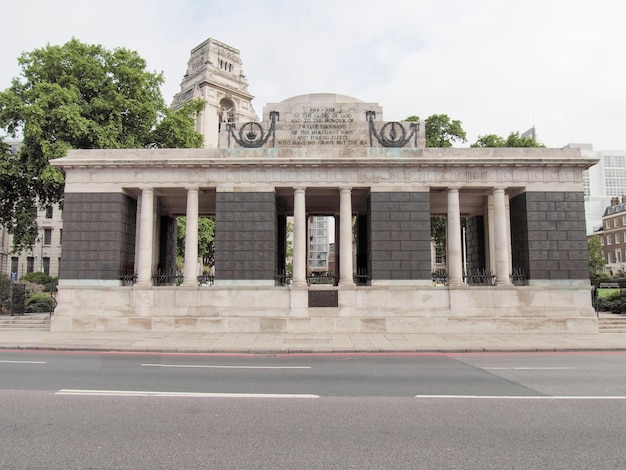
top-left (171, 38), bottom-right (258, 149)
top-left (50, 93), bottom-right (600, 334)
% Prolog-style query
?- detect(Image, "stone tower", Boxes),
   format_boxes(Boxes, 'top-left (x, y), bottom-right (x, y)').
top-left (171, 38), bottom-right (258, 148)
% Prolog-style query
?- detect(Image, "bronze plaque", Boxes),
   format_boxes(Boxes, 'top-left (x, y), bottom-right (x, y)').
top-left (308, 290), bottom-right (338, 308)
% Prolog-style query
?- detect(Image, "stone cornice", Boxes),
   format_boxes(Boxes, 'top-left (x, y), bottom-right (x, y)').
top-left (54, 147), bottom-right (598, 171)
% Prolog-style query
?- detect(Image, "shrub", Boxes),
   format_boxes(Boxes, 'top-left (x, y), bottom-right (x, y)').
top-left (21, 272), bottom-right (53, 285)
top-left (595, 290), bottom-right (626, 314)
top-left (25, 292), bottom-right (55, 313)
top-left (0, 273), bottom-right (12, 314)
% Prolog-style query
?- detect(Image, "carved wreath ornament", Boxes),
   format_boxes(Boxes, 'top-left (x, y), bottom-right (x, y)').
top-left (366, 110), bottom-right (419, 148)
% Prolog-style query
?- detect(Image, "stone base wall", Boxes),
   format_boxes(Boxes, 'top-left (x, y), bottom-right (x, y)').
top-left (51, 285), bottom-right (597, 334)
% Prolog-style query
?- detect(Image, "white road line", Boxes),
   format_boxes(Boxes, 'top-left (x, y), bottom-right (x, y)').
top-left (0, 360), bottom-right (47, 364)
top-left (483, 367), bottom-right (575, 370)
top-left (56, 389), bottom-right (319, 398)
top-left (140, 364), bottom-right (311, 369)
top-left (415, 395), bottom-right (626, 400)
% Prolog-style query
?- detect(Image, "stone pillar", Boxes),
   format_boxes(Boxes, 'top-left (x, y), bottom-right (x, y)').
top-left (339, 187), bottom-right (355, 286)
top-left (182, 186), bottom-right (199, 286)
top-left (136, 187), bottom-right (154, 287)
top-left (493, 187), bottom-right (512, 285)
top-left (447, 187), bottom-right (464, 286)
top-left (292, 187), bottom-right (307, 287)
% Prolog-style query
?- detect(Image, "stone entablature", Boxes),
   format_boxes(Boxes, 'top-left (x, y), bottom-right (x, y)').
top-left (57, 147), bottom-right (593, 193)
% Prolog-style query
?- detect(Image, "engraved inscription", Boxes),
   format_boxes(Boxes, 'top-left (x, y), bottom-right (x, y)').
top-left (275, 107), bottom-right (368, 147)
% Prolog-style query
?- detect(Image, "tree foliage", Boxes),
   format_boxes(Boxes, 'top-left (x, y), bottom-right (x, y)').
top-left (588, 235), bottom-right (606, 282)
top-left (177, 217), bottom-right (216, 268)
top-left (0, 38), bottom-right (204, 250)
top-left (471, 131), bottom-right (544, 148)
top-left (405, 114), bottom-right (466, 147)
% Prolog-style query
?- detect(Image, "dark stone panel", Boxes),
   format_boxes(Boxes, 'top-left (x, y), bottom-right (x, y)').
top-left (215, 192), bottom-right (276, 281)
top-left (369, 191), bottom-right (431, 281)
top-left (59, 192), bottom-right (136, 280)
top-left (511, 191), bottom-right (588, 281)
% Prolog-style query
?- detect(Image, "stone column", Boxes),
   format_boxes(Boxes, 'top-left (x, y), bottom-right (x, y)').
top-left (339, 187), bottom-right (355, 286)
top-left (493, 187), bottom-right (512, 285)
top-left (447, 187), bottom-right (464, 286)
top-left (292, 187), bottom-right (307, 287)
top-left (136, 187), bottom-right (154, 287)
top-left (182, 186), bottom-right (199, 287)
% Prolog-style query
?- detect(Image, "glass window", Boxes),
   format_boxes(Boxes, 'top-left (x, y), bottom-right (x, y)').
top-left (607, 252), bottom-right (612, 263)
top-left (43, 229), bottom-right (52, 245)
top-left (615, 218), bottom-right (619, 228)
top-left (616, 233), bottom-right (621, 244)
top-left (27, 257), bottom-right (34, 273)
top-left (607, 236), bottom-right (612, 245)
top-left (45, 206), bottom-right (53, 218)
top-left (606, 220), bottom-right (611, 229)
top-left (10, 257), bottom-right (18, 278)
top-left (42, 257), bottom-right (50, 276)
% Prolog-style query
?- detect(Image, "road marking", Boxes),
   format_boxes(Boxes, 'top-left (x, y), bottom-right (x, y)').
top-left (483, 367), bottom-right (575, 370)
top-left (415, 395), bottom-right (626, 400)
top-left (56, 389), bottom-right (319, 398)
top-left (140, 364), bottom-right (311, 369)
top-left (0, 360), bottom-right (47, 364)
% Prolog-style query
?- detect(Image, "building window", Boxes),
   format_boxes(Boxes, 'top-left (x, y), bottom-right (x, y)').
top-left (59, 229), bottom-right (63, 245)
top-left (26, 257), bottom-right (34, 273)
top-left (616, 251), bottom-right (623, 264)
top-left (616, 233), bottom-right (621, 244)
top-left (45, 206), bottom-right (53, 219)
top-left (607, 236), bottom-right (612, 245)
top-left (601, 237), bottom-right (605, 246)
top-left (42, 257), bottom-right (50, 276)
top-left (607, 252), bottom-right (612, 264)
top-left (606, 220), bottom-right (611, 229)
top-left (43, 228), bottom-right (52, 245)
top-left (10, 257), bottom-right (18, 278)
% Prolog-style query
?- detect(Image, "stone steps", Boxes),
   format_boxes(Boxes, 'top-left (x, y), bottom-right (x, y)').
top-left (598, 315), bottom-right (626, 333)
top-left (0, 315), bottom-right (51, 331)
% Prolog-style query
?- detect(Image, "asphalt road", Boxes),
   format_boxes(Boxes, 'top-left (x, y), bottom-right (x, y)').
top-left (1, 351), bottom-right (626, 469)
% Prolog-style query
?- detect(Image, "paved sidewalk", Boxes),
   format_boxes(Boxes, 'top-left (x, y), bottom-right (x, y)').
top-left (0, 329), bottom-right (624, 354)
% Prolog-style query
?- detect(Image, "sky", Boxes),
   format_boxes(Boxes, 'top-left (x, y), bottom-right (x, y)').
top-left (1, 0), bottom-right (625, 150)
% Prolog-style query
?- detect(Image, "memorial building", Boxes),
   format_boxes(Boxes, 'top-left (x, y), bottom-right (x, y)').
top-left (49, 39), bottom-right (599, 334)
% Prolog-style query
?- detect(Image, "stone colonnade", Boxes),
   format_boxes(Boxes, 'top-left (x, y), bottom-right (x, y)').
top-left (131, 184), bottom-right (515, 287)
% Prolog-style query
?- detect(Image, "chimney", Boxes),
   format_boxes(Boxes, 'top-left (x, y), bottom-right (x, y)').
top-left (611, 197), bottom-right (620, 206)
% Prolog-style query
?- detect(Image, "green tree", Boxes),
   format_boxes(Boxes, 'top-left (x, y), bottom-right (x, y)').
top-left (406, 114), bottom-right (466, 147)
top-left (177, 217), bottom-right (216, 268)
top-left (471, 131), bottom-right (544, 148)
top-left (588, 235), bottom-right (606, 282)
top-left (0, 38), bottom-right (204, 250)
